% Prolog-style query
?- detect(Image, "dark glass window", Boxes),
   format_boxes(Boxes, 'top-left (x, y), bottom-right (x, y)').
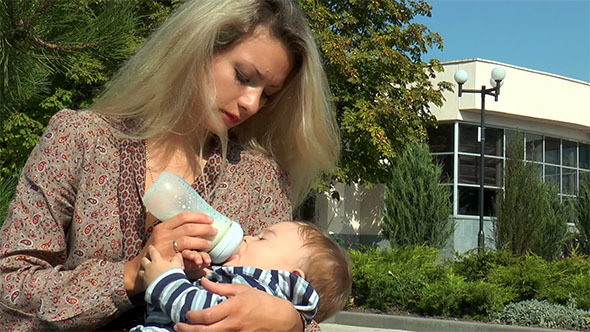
top-left (485, 158), bottom-right (503, 187)
top-left (581, 170), bottom-right (590, 186)
top-left (459, 123), bottom-right (479, 154)
top-left (562, 140), bottom-right (577, 167)
top-left (505, 130), bottom-right (524, 159)
top-left (562, 168), bottom-right (576, 195)
top-left (545, 165), bottom-right (560, 192)
top-left (432, 154), bottom-right (453, 183)
top-left (428, 123), bottom-right (454, 153)
top-left (459, 155), bottom-right (478, 184)
top-left (580, 144), bottom-right (590, 169)
top-left (526, 133), bottom-right (543, 162)
top-left (485, 127), bottom-right (504, 156)
top-left (458, 186), bottom-right (498, 216)
top-left (545, 137), bottom-right (560, 165)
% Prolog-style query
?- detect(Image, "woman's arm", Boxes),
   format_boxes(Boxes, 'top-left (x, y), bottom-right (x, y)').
top-left (0, 110), bottom-right (133, 330)
top-left (175, 279), bottom-right (303, 332)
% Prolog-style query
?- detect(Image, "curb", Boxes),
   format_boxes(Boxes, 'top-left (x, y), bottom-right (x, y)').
top-left (325, 311), bottom-right (572, 332)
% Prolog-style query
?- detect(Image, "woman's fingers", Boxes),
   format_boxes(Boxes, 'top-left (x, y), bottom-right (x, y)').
top-left (162, 212), bottom-right (214, 229)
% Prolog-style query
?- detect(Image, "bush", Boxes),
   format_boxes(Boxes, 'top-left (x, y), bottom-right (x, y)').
top-left (495, 134), bottom-right (569, 260)
top-left (495, 299), bottom-right (590, 330)
top-left (452, 248), bottom-right (518, 282)
top-left (348, 245), bottom-right (445, 311)
top-left (574, 179), bottom-right (590, 255)
top-left (416, 273), bottom-right (509, 319)
top-left (380, 142), bottom-right (453, 249)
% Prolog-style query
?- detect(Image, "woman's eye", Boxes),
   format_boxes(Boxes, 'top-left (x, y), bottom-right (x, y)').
top-left (235, 69), bottom-right (249, 84)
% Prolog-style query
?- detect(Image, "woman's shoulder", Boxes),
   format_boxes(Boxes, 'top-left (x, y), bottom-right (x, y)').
top-left (46, 109), bottom-right (118, 142)
top-left (228, 143), bottom-right (284, 175)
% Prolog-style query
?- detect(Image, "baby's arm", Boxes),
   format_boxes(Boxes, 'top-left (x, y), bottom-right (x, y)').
top-left (145, 269), bottom-right (227, 324)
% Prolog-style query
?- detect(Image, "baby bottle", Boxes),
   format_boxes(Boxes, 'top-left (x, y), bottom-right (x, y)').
top-left (142, 171), bottom-right (243, 264)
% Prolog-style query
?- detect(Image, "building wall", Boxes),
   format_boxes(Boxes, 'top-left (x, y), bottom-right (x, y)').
top-left (316, 59), bottom-right (590, 253)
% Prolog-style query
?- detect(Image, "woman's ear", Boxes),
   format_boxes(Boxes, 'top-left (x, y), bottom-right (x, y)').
top-left (292, 268), bottom-right (305, 280)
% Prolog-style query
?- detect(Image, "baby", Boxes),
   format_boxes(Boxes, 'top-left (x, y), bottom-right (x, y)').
top-left (131, 221), bottom-right (351, 331)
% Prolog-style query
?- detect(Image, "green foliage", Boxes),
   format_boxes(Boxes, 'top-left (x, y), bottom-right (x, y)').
top-left (416, 274), bottom-right (509, 319)
top-left (298, 0), bottom-right (453, 186)
top-left (495, 299), bottom-right (590, 330)
top-left (0, 112), bottom-right (44, 180)
top-left (0, 0), bottom-right (173, 179)
top-left (380, 142), bottom-right (453, 249)
top-left (348, 245), bottom-right (445, 311)
top-left (349, 246), bottom-right (590, 324)
top-left (574, 179), bottom-right (590, 255)
top-left (495, 134), bottom-right (569, 260)
top-left (452, 248), bottom-right (519, 282)
top-left (0, 177), bottom-right (17, 228)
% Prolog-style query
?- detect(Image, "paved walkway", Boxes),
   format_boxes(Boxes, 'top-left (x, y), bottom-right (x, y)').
top-left (320, 322), bottom-right (407, 332)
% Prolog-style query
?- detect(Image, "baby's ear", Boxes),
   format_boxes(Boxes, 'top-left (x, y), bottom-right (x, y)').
top-left (292, 268), bottom-right (305, 280)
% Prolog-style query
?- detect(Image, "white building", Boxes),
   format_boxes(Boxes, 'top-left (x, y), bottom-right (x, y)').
top-left (316, 58), bottom-right (590, 253)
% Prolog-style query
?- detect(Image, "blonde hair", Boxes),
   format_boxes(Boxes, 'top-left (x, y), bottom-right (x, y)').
top-left (91, 0), bottom-right (340, 206)
top-left (295, 221), bottom-right (351, 322)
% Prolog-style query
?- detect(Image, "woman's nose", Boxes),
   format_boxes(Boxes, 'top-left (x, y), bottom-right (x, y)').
top-left (239, 88), bottom-right (265, 114)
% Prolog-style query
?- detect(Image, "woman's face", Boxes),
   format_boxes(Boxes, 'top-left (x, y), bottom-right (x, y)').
top-left (211, 28), bottom-right (293, 130)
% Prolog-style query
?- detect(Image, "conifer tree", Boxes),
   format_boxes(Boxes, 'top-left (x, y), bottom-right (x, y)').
top-left (379, 142), bottom-right (453, 248)
top-left (495, 134), bottom-right (569, 260)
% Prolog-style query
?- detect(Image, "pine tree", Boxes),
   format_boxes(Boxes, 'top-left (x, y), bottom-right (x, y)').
top-left (379, 142), bottom-right (453, 248)
top-left (495, 134), bottom-right (569, 260)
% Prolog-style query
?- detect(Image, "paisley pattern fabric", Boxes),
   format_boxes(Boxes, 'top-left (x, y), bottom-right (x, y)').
top-left (0, 109), bottom-right (294, 331)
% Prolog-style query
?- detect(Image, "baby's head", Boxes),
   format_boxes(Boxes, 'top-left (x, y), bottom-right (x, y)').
top-left (224, 221), bottom-right (351, 322)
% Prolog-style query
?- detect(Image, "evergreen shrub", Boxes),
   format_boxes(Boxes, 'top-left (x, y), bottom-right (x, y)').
top-left (495, 134), bottom-right (569, 260)
top-left (380, 142), bottom-right (453, 249)
top-left (574, 179), bottom-right (590, 255)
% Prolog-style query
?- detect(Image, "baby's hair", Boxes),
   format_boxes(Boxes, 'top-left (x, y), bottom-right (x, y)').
top-left (294, 221), bottom-right (351, 322)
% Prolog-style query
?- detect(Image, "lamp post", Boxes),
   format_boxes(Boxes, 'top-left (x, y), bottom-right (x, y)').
top-left (454, 67), bottom-right (506, 252)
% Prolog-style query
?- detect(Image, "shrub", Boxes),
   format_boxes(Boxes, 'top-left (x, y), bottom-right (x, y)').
top-left (380, 142), bottom-right (453, 249)
top-left (495, 299), bottom-right (590, 330)
top-left (348, 245), bottom-right (446, 311)
top-left (495, 134), bottom-right (569, 260)
top-left (488, 254), bottom-right (553, 302)
top-left (416, 273), bottom-right (509, 319)
top-left (573, 179), bottom-right (590, 255)
top-left (452, 248), bottom-right (518, 282)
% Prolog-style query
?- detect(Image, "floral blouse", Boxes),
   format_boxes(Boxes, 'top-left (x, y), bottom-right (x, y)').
top-left (0, 109), bottom-right (296, 331)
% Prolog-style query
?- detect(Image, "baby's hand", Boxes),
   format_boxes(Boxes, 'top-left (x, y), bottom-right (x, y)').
top-left (139, 245), bottom-right (183, 288)
top-left (182, 250), bottom-right (211, 280)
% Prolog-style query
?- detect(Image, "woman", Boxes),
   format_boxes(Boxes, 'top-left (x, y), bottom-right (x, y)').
top-left (0, 0), bottom-right (340, 331)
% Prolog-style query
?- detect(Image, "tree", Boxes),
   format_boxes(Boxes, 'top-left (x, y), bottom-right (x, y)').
top-left (0, 0), bottom-right (176, 180)
top-left (299, 0), bottom-right (452, 186)
top-left (495, 134), bottom-right (569, 260)
top-left (573, 178), bottom-right (590, 255)
top-left (379, 142), bottom-right (453, 248)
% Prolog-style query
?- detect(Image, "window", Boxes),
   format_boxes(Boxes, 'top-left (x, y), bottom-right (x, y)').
top-left (545, 137), bottom-right (560, 165)
top-left (428, 123), bottom-right (453, 153)
top-left (526, 133), bottom-right (543, 162)
top-left (458, 186), bottom-right (498, 216)
top-left (485, 127), bottom-right (504, 156)
top-left (459, 123), bottom-right (479, 153)
top-left (580, 144), bottom-right (590, 170)
top-left (545, 165), bottom-right (560, 192)
top-left (432, 154), bottom-right (453, 183)
top-left (562, 140), bottom-right (577, 167)
top-left (562, 168), bottom-right (576, 195)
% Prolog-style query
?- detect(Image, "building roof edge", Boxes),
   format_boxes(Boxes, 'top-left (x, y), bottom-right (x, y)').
top-left (441, 58), bottom-right (590, 86)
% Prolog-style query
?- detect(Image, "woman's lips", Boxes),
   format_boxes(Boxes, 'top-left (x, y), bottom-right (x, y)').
top-left (223, 111), bottom-right (240, 124)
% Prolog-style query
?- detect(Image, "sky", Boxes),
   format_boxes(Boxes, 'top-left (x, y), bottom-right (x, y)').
top-left (414, 0), bottom-right (590, 83)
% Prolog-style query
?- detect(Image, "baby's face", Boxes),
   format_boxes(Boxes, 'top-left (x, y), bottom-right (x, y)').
top-left (224, 222), bottom-right (307, 272)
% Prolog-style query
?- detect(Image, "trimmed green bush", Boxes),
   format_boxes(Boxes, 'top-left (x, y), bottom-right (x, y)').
top-left (574, 179), bottom-right (590, 255)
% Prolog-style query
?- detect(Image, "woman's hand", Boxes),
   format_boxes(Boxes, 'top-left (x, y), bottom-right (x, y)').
top-left (174, 277), bottom-right (303, 332)
top-left (124, 212), bottom-right (217, 296)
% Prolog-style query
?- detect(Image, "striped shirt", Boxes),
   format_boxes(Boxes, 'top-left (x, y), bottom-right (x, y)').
top-left (132, 266), bottom-right (319, 331)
